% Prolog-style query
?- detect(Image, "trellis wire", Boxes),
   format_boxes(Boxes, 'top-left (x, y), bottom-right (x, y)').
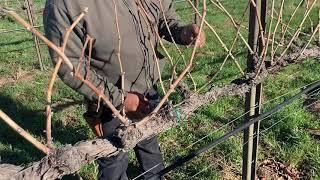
top-left (191, 90), bottom-right (320, 178)
top-left (131, 81), bottom-right (320, 179)
top-left (133, 87), bottom-right (320, 179)
top-left (186, 79), bottom-right (320, 150)
top-left (190, 94), bottom-right (319, 178)
top-left (149, 81), bottom-right (320, 178)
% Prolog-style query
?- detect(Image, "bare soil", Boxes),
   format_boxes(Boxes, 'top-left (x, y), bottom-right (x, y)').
top-left (307, 99), bottom-right (320, 117)
top-left (257, 159), bottom-right (302, 180)
top-left (0, 69), bottom-right (34, 88)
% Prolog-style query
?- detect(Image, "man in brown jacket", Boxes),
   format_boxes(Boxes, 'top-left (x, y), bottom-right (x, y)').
top-left (44, 0), bottom-right (205, 179)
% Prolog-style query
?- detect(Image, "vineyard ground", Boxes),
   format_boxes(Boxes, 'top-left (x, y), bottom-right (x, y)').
top-left (0, 0), bottom-right (319, 179)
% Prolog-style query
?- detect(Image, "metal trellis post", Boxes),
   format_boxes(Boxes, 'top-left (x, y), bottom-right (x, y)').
top-left (25, 0), bottom-right (44, 71)
top-left (193, 0), bottom-right (200, 24)
top-left (242, 0), bottom-right (266, 180)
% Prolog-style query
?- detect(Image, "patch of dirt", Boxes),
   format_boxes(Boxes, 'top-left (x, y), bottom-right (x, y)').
top-left (0, 77), bottom-right (9, 87)
top-left (257, 159), bottom-right (302, 180)
top-left (206, 154), bottom-right (241, 180)
top-left (307, 128), bottom-right (320, 141)
top-left (223, 164), bottom-right (241, 180)
top-left (0, 68), bottom-right (34, 88)
top-left (307, 99), bottom-right (320, 117)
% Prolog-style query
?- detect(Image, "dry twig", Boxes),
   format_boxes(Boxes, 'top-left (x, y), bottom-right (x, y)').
top-left (0, 110), bottom-right (49, 154)
top-left (46, 8), bottom-right (88, 148)
top-left (137, 0), bottom-right (208, 125)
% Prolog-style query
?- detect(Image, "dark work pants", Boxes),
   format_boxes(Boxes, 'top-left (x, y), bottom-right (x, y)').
top-left (97, 115), bottom-right (165, 180)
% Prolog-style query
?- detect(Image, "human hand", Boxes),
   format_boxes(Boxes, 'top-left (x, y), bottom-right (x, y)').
top-left (181, 24), bottom-right (206, 48)
top-left (123, 92), bottom-right (149, 113)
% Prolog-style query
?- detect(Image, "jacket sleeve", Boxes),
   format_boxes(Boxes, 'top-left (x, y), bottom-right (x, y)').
top-left (43, 3), bottom-right (124, 107)
top-left (158, 0), bottom-right (186, 45)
